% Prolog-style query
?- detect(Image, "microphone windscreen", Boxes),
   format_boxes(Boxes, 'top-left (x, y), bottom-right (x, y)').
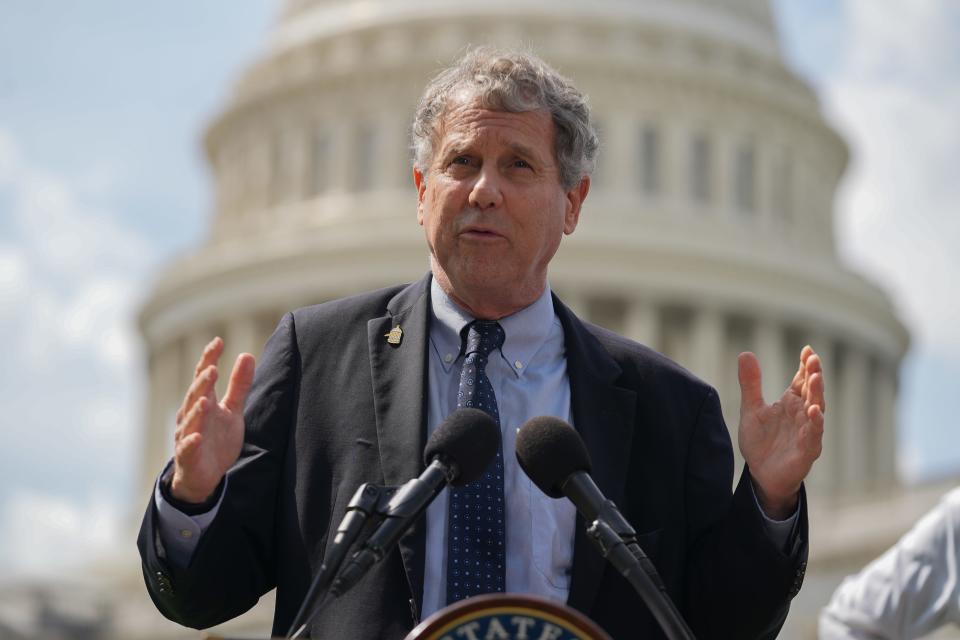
top-left (515, 416), bottom-right (592, 498)
top-left (424, 408), bottom-right (500, 487)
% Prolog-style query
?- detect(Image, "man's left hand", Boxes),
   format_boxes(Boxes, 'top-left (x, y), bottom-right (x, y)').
top-left (737, 346), bottom-right (825, 520)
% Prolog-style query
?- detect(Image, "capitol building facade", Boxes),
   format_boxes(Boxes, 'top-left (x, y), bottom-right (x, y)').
top-left (132, 0), bottom-right (915, 636)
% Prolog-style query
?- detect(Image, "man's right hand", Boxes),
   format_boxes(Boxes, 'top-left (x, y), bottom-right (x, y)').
top-left (171, 337), bottom-right (256, 504)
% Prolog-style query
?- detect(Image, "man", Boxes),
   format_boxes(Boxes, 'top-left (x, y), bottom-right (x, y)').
top-left (139, 48), bottom-right (825, 639)
top-left (819, 487), bottom-right (960, 639)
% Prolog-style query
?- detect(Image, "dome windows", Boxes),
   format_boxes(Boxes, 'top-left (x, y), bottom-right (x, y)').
top-left (689, 132), bottom-right (714, 204)
top-left (637, 124), bottom-right (662, 197)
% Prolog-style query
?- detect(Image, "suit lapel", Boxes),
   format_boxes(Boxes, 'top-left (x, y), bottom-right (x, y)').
top-left (367, 274), bottom-right (432, 614)
top-left (554, 296), bottom-right (638, 615)
top-left (365, 283), bottom-right (636, 616)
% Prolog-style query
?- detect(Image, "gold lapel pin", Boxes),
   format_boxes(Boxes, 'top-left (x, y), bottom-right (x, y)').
top-left (384, 325), bottom-right (403, 346)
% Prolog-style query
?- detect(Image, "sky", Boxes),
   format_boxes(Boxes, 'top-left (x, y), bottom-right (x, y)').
top-left (0, 0), bottom-right (957, 580)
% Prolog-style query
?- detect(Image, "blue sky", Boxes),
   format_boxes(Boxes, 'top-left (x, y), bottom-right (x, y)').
top-left (0, 1), bottom-right (957, 578)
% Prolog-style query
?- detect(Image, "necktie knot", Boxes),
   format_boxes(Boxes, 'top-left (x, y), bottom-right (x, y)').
top-left (462, 320), bottom-right (505, 359)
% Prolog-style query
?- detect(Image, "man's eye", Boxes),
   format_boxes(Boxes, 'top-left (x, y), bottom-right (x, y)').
top-left (512, 159), bottom-right (532, 169)
top-left (450, 156), bottom-right (470, 166)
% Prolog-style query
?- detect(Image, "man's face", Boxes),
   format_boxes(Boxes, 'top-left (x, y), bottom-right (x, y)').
top-left (414, 100), bottom-right (589, 316)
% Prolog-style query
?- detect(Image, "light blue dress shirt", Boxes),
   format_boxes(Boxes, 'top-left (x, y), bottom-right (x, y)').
top-left (421, 278), bottom-right (577, 618)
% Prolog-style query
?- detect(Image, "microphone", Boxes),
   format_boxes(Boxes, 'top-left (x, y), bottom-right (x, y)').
top-left (516, 416), bottom-right (696, 640)
top-left (288, 408), bottom-right (500, 638)
top-left (329, 408), bottom-right (500, 597)
top-left (514, 416), bottom-right (640, 545)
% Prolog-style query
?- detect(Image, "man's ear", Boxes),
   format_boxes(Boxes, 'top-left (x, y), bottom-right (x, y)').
top-left (414, 167), bottom-right (427, 225)
top-left (563, 176), bottom-right (590, 235)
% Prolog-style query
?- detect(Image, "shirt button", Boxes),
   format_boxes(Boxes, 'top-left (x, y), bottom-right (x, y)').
top-left (179, 529), bottom-right (194, 539)
top-left (514, 360), bottom-right (523, 369)
top-left (444, 353), bottom-right (454, 363)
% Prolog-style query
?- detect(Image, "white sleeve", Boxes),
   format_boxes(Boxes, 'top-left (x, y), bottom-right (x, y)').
top-left (819, 488), bottom-right (960, 639)
top-left (153, 459), bottom-right (227, 569)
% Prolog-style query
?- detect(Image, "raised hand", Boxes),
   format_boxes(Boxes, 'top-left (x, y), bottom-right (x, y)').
top-left (737, 346), bottom-right (825, 519)
top-left (171, 337), bottom-right (256, 504)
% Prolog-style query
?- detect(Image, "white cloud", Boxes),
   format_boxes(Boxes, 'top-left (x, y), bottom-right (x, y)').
top-left (0, 128), bottom-right (154, 369)
top-left (0, 247), bottom-right (28, 307)
top-left (60, 277), bottom-right (141, 369)
top-left (0, 127), bottom-right (156, 574)
top-left (12, 169), bottom-right (150, 286)
top-left (843, 0), bottom-right (958, 85)
top-left (826, 0), bottom-right (960, 356)
top-left (0, 490), bottom-right (121, 578)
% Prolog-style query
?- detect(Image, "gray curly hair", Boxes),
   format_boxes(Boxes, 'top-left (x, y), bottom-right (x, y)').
top-left (411, 47), bottom-right (599, 190)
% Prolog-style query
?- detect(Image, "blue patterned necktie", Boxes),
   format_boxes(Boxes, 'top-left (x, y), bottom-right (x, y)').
top-left (446, 320), bottom-right (507, 604)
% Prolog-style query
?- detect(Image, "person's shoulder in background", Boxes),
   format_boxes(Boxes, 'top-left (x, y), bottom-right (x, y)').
top-left (819, 486), bottom-right (960, 639)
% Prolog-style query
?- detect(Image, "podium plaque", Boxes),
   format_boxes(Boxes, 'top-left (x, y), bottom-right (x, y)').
top-left (405, 594), bottom-right (612, 640)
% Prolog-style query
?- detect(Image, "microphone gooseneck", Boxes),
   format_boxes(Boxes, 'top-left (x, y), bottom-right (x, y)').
top-left (516, 416), bottom-right (697, 640)
top-left (330, 409), bottom-right (499, 595)
top-left (288, 409), bottom-right (500, 638)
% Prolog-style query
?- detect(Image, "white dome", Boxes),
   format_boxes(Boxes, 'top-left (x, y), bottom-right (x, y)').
top-left (276, 0), bottom-right (780, 54)
top-left (141, 0), bottom-right (907, 541)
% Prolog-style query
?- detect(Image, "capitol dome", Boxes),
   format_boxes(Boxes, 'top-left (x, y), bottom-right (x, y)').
top-left (138, 1), bottom-right (909, 634)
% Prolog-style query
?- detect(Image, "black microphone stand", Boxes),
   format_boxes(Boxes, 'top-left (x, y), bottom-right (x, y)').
top-left (286, 482), bottom-right (398, 639)
top-left (287, 461), bottom-right (453, 638)
top-left (330, 461), bottom-right (451, 597)
top-left (583, 500), bottom-right (696, 640)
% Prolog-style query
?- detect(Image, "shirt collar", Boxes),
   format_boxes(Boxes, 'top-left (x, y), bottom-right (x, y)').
top-left (429, 277), bottom-right (556, 378)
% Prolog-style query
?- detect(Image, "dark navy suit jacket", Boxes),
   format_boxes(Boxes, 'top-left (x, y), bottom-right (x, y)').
top-left (138, 274), bottom-right (807, 639)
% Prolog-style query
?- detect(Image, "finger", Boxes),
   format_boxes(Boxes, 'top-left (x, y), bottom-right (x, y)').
top-left (790, 346), bottom-right (816, 395)
top-left (807, 403), bottom-right (824, 428)
top-left (737, 352), bottom-right (765, 412)
top-left (176, 432), bottom-right (203, 462)
top-left (804, 421), bottom-right (824, 460)
top-left (806, 371), bottom-right (826, 414)
top-left (177, 365), bottom-right (218, 424)
top-left (810, 352), bottom-right (825, 412)
top-left (802, 352), bottom-right (821, 397)
top-left (789, 358), bottom-right (805, 396)
top-left (180, 396), bottom-right (211, 439)
top-left (805, 351), bottom-right (822, 376)
top-left (194, 337), bottom-right (225, 378)
top-left (805, 403), bottom-right (825, 451)
top-left (223, 353), bottom-right (256, 414)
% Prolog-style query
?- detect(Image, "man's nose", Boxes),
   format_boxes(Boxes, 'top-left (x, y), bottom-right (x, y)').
top-left (468, 167), bottom-right (504, 210)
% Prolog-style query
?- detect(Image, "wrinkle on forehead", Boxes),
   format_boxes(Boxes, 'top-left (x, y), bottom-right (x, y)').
top-left (432, 100), bottom-right (557, 167)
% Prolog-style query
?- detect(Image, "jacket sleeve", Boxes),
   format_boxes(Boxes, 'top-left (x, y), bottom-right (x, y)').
top-left (137, 312), bottom-right (301, 629)
top-left (682, 388), bottom-right (808, 640)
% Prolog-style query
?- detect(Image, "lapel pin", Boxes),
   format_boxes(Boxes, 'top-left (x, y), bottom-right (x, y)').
top-left (384, 325), bottom-right (403, 346)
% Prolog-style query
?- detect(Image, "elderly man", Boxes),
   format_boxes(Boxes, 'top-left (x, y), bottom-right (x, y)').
top-left (139, 48), bottom-right (824, 639)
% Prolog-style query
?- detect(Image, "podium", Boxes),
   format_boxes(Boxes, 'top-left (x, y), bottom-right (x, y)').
top-left (405, 594), bottom-right (612, 640)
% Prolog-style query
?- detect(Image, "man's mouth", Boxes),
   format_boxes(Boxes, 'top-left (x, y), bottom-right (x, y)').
top-left (460, 226), bottom-right (504, 239)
